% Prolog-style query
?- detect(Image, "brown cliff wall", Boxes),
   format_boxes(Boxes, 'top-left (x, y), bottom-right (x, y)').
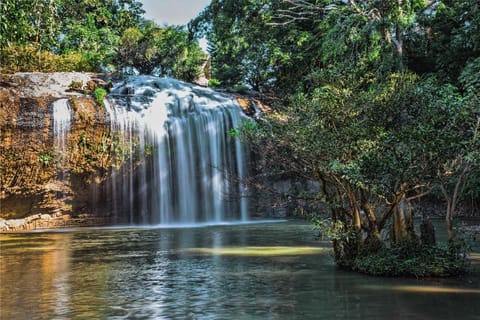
top-left (0, 73), bottom-right (121, 231)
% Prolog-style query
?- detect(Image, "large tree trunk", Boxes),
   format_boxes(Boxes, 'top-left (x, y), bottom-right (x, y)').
top-left (445, 197), bottom-right (454, 242)
top-left (440, 161), bottom-right (472, 242)
top-left (361, 193), bottom-right (384, 252)
top-left (392, 194), bottom-right (415, 243)
top-left (329, 187), bottom-right (361, 268)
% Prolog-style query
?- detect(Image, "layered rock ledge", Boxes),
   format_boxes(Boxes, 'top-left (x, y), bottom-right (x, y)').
top-left (1, 72), bottom-right (114, 232)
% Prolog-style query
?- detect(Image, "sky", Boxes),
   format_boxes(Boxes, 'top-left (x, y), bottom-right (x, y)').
top-left (139, 0), bottom-right (211, 26)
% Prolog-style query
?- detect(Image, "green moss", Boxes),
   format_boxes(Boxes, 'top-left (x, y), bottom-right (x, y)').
top-left (93, 87), bottom-right (107, 107)
top-left (38, 150), bottom-right (55, 166)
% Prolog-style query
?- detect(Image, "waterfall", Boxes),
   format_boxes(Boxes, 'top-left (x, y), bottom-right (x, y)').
top-left (52, 99), bottom-right (72, 186)
top-left (53, 99), bottom-right (72, 152)
top-left (104, 76), bottom-right (250, 225)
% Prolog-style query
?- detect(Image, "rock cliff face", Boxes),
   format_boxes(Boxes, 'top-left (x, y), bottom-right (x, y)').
top-left (0, 73), bottom-right (117, 231)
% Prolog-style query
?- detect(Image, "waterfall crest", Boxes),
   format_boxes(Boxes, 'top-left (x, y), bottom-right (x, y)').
top-left (104, 76), bottom-right (250, 225)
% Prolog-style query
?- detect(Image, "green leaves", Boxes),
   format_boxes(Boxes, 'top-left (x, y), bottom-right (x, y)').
top-left (187, 0), bottom-right (480, 271)
top-left (93, 88), bottom-right (107, 107)
top-left (114, 23), bottom-right (205, 79)
top-left (0, 0), bottom-right (206, 75)
top-left (0, 0), bottom-right (148, 72)
top-left (190, 0), bottom-right (308, 91)
top-left (0, 0), bottom-right (59, 49)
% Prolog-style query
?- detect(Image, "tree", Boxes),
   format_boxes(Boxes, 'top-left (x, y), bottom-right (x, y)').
top-left (115, 27), bottom-right (143, 73)
top-left (57, 0), bottom-right (145, 70)
top-left (115, 22), bottom-right (205, 81)
top-left (0, 0), bottom-right (146, 71)
top-left (275, 0), bottom-right (446, 86)
top-left (412, 0), bottom-right (480, 82)
top-left (437, 58), bottom-right (480, 240)
top-left (190, 0), bottom-right (310, 91)
top-left (221, 1), bottom-right (479, 272)
top-left (0, 0), bottom-right (59, 50)
top-left (244, 69), bottom-right (477, 270)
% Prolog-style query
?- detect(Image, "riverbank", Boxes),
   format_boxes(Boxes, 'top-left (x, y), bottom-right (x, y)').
top-left (0, 213), bottom-right (110, 232)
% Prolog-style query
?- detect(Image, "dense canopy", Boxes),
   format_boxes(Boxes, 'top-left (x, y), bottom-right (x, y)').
top-left (191, 0), bottom-right (480, 274)
top-left (0, 0), bottom-right (205, 81)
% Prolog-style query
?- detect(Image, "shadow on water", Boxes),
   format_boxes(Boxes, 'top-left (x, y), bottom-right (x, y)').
top-left (1, 220), bottom-right (479, 320)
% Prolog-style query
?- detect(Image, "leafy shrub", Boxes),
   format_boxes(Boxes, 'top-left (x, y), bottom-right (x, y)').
top-left (93, 88), bottom-right (107, 107)
top-left (69, 81), bottom-right (84, 91)
top-left (353, 240), bottom-right (470, 277)
top-left (0, 45), bottom-right (98, 73)
top-left (38, 150), bottom-right (55, 166)
top-left (208, 78), bottom-right (221, 87)
top-left (229, 119), bottom-right (258, 138)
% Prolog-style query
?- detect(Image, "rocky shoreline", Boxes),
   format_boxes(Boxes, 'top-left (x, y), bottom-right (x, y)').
top-left (0, 213), bottom-right (110, 232)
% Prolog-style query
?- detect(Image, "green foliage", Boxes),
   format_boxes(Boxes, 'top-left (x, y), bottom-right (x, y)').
top-left (413, 0), bottom-right (480, 82)
top-left (459, 57), bottom-right (480, 107)
top-left (191, 0), bottom-right (432, 92)
top-left (249, 64), bottom-right (478, 271)
top-left (56, 0), bottom-right (145, 70)
top-left (354, 240), bottom-right (470, 277)
top-left (39, 150), bottom-right (55, 166)
top-left (229, 119), bottom-right (258, 138)
top-left (0, 0), bottom-right (206, 75)
top-left (231, 84), bottom-right (250, 93)
top-left (190, 0), bottom-right (299, 91)
top-left (311, 217), bottom-right (357, 242)
top-left (208, 78), bottom-right (221, 87)
top-left (192, 0), bottom-right (480, 272)
top-left (93, 88), bottom-right (107, 107)
top-left (0, 0), bottom-right (59, 49)
top-left (0, 45), bottom-right (96, 73)
top-left (114, 22), bottom-right (205, 80)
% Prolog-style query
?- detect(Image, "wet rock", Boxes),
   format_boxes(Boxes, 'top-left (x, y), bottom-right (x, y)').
top-left (0, 219), bottom-right (8, 231)
top-left (12, 72), bottom-right (95, 97)
top-left (0, 72), bottom-right (119, 226)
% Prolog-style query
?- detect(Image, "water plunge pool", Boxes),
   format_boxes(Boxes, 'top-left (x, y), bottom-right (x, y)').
top-left (1, 221), bottom-right (479, 319)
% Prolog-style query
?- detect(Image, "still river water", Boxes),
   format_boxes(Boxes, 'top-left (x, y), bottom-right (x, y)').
top-left (1, 220), bottom-right (479, 320)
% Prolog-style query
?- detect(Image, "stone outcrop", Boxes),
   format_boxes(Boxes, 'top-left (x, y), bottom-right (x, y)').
top-left (0, 72), bottom-right (117, 231)
top-left (0, 213), bottom-right (108, 232)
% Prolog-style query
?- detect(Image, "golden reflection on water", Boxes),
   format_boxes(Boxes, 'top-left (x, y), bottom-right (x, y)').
top-left (0, 233), bottom-right (116, 319)
top-left (469, 253), bottom-right (480, 265)
top-left (0, 233), bottom-right (73, 319)
top-left (186, 246), bottom-right (329, 256)
top-left (363, 285), bottom-right (480, 294)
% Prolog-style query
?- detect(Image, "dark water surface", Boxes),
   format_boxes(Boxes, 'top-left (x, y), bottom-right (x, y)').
top-left (1, 221), bottom-right (479, 320)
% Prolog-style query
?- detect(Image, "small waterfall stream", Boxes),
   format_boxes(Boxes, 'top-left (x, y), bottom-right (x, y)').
top-left (53, 99), bottom-right (72, 154)
top-left (103, 76), bottom-right (250, 225)
top-left (52, 99), bottom-right (72, 189)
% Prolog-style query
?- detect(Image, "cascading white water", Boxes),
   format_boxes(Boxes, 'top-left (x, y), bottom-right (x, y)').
top-left (52, 99), bottom-right (72, 184)
top-left (104, 76), bottom-right (250, 225)
top-left (53, 99), bottom-right (72, 151)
